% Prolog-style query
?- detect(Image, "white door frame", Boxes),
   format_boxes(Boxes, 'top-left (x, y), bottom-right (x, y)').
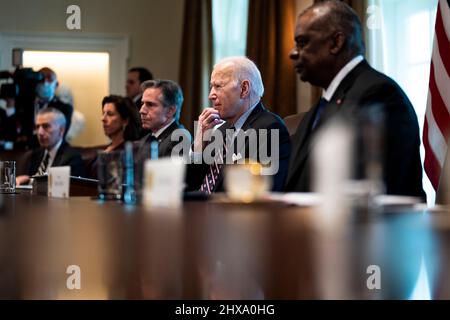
top-left (0, 31), bottom-right (129, 95)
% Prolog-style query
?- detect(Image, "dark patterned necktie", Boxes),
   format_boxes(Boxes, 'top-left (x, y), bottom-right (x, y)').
top-left (200, 125), bottom-right (235, 194)
top-left (148, 134), bottom-right (159, 159)
top-left (312, 97), bottom-right (329, 130)
top-left (36, 151), bottom-right (50, 176)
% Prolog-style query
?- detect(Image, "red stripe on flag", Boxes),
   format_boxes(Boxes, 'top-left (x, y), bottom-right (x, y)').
top-left (423, 120), bottom-right (442, 190)
top-left (429, 64), bottom-right (450, 141)
top-left (435, 5), bottom-right (450, 77)
top-left (424, 1), bottom-right (450, 191)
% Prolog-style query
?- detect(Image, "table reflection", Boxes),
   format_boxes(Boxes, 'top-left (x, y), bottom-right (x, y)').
top-left (0, 193), bottom-right (448, 299)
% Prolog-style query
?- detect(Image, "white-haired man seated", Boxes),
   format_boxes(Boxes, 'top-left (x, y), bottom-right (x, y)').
top-left (186, 56), bottom-right (291, 193)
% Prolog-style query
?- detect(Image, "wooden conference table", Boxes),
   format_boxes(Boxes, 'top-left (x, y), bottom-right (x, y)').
top-left (0, 192), bottom-right (450, 300)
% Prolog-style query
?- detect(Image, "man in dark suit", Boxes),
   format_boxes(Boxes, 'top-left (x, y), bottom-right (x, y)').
top-left (35, 67), bottom-right (73, 136)
top-left (15, 67), bottom-right (73, 149)
top-left (284, 0), bottom-right (425, 198)
top-left (136, 79), bottom-right (191, 161)
top-left (127, 67), bottom-right (154, 138)
top-left (126, 67), bottom-right (154, 111)
top-left (186, 56), bottom-right (291, 193)
top-left (15, 108), bottom-right (85, 185)
top-left (0, 98), bottom-right (19, 146)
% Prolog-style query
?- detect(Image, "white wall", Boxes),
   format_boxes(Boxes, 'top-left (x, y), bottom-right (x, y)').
top-left (23, 51), bottom-right (110, 146)
top-left (0, 0), bottom-right (184, 81)
top-left (0, 0), bottom-right (184, 146)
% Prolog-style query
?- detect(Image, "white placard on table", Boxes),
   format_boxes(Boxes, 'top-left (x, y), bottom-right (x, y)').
top-left (143, 157), bottom-right (185, 209)
top-left (48, 166), bottom-right (71, 199)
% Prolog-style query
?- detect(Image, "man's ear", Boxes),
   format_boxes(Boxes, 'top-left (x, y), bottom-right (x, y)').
top-left (240, 80), bottom-right (250, 98)
top-left (59, 125), bottom-right (66, 137)
top-left (168, 105), bottom-right (177, 119)
top-left (330, 31), bottom-right (346, 55)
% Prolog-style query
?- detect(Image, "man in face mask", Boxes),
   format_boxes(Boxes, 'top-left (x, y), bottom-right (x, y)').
top-left (35, 67), bottom-right (73, 138)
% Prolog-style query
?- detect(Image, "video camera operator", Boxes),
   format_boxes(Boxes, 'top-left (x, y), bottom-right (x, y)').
top-left (0, 88), bottom-right (18, 147)
top-left (0, 65), bottom-right (73, 150)
top-left (0, 68), bottom-right (30, 150)
top-left (34, 67), bottom-right (73, 140)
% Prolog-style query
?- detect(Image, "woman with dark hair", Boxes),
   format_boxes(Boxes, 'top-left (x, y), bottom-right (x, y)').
top-left (87, 95), bottom-right (141, 179)
top-left (101, 95), bottom-right (141, 151)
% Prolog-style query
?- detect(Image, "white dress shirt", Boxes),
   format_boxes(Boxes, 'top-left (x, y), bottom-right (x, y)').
top-left (46, 138), bottom-right (63, 170)
top-left (322, 55), bottom-right (364, 101)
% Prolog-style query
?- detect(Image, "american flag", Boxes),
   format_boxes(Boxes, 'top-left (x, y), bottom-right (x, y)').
top-left (423, 0), bottom-right (450, 191)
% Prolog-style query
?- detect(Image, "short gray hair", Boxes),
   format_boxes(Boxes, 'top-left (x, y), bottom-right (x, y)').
top-left (140, 79), bottom-right (184, 121)
top-left (37, 107), bottom-right (66, 129)
top-left (214, 56), bottom-right (265, 98)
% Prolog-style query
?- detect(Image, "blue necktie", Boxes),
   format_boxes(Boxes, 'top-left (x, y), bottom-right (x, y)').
top-left (312, 97), bottom-right (329, 130)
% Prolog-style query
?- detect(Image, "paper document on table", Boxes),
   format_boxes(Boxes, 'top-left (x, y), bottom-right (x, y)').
top-left (373, 195), bottom-right (422, 206)
top-left (15, 185), bottom-right (32, 190)
top-left (266, 192), bottom-right (323, 206)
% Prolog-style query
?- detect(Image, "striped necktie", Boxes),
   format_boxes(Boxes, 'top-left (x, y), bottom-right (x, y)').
top-left (36, 151), bottom-right (50, 176)
top-left (200, 125), bottom-right (235, 194)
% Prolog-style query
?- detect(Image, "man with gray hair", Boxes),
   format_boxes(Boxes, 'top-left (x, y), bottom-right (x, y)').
top-left (16, 107), bottom-right (85, 185)
top-left (136, 79), bottom-right (191, 159)
top-left (186, 56), bottom-right (291, 193)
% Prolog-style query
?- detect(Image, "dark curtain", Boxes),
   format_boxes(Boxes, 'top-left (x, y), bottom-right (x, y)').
top-left (342, 0), bottom-right (367, 22)
top-left (246, 0), bottom-right (298, 118)
top-left (178, 0), bottom-right (213, 134)
top-left (343, 0), bottom-right (368, 54)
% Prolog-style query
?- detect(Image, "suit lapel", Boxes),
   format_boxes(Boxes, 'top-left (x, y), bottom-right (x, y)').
top-left (157, 121), bottom-right (175, 154)
top-left (138, 122), bottom-right (174, 157)
top-left (32, 148), bottom-right (46, 175)
top-left (237, 102), bottom-right (265, 155)
top-left (157, 121), bottom-right (179, 144)
top-left (216, 102), bottom-right (264, 157)
top-left (286, 104), bottom-right (317, 182)
top-left (240, 102), bottom-right (264, 132)
top-left (286, 60), bottom-right (370, 186)
top-left (52, 142), bottom-right (67, 166)
top-left (325, 60), bottom-right (369, 115)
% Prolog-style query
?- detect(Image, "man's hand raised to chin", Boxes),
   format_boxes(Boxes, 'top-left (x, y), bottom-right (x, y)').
top-left (194, 107), bottom-right (224, 152)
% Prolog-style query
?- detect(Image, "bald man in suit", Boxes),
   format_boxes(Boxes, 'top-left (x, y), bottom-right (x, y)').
top-left (285, 0), bottom-right (425, 198)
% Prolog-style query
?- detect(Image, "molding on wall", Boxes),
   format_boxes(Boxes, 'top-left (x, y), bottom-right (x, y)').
top-left (0, 31), bottom-right (129, 95)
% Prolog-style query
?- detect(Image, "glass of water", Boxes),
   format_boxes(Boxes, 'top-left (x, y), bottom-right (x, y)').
top-left (0, 161), bottom-right (16, 194)
top-left (97, 151), bottom-right (123, 200)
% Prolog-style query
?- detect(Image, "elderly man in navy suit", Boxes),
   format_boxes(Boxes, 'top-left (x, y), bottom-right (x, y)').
top-left (186, 56), bottom-right (291, 193)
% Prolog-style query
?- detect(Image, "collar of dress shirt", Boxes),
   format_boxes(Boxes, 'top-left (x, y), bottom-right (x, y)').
top-left (133, 93), bottom-right (142, 104)
top-left (153, 119), bottom-right (175, 139)
top-left (36, 96), bottom-right (56, 108)
top-left (191, 102), bottom-right (259, 162)
top-left (214, 100), bottom-right (259, 134)
top-left (46, 138), bottom-right (63, 168)
top-left (322, 55), bottom-right (364, 101)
